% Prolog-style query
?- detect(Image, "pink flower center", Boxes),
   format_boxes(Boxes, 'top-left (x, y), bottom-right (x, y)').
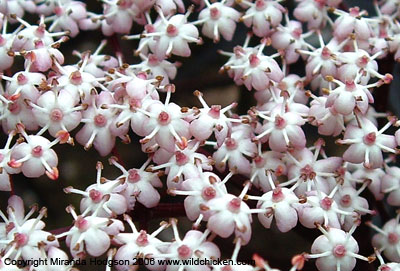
top-left (292, 28), bottom-right (302, 39)
top-left (333, 244), bottom-right (347, 258)
top-left (349, 7), bottom-right (360, 17)
top-left (136, 230), bottom-right (149, 246)
top-left (340, 194), bottom-right (352, 207)
top-left (50, 108), bottom-right (64, 122)
top-left (357, 55), bottom-right (369, 67)
top-left (145, 24), bottom-right (155, 33)
top-left (8, 102), bottom-right (21, 114)
top-left (175, 151), bottom-right (189, 166)
top-left (363, 132), bottom-right (376, 145)
top-left (94, 114), bottom-right (107, 127)
top-left (54, 6), bottom-right (63, 15)
top-left (17, 73), bottom-right (28, 85)
top-left (178, 245), bottom-right (192, 259)
top-left (35, 25), bottom-right (46, 37)
top-left (272, 187), bottom-right (284, 202)
top-left (70, 71), bottom-right (82, 85)
top-left (274, 115), bottom-right (286, 129)
top-left (89, 189), bottom-right (103, 203)
top-left (202, 186), bottom-right (216, 200)
top-left (208, 105), bottom-right (221, 118)
top-left (148, 54), bottom-right (159, 66)
top-left (34, 40), bottom-right (45, 49)
top-left (249, 54), bottom-right (260, 67)
top-left (129, 98), bottom-right (141, 109)
top-left (315, 0), bottom-right (326, 7)
top-left (254, 156), bottom-right (266, 168)
top-left (158, 111), bottom-right (171, 125)
top-left (255, 0), bottom-right (266, 10)
top-left (228, 197), bottom-right (241, 212)
top-left (321, 47), bottom-right (331, 60)
top-left (75, 216), bottom-right (90, 232)
top-left (14, 233), bottom-right (29, 247)
top-left (118, 0), bottom-right (133, 9)
top-left (128, 169), bottom-right (141, 183)
top-left (300, 164), bottom-right (316, 180)
top-left (31, 146), bottom-right (43, 157)
top-left (320, 197), bottom-right (333, 210)
top-left (225, 138), bottom-right (237, 150)
top-left (167, 24), bottom-right (178, 37)
top-left (388, 232), bottom-right (399, 244)
top-left (210, 7), bottom-right (221, 19)
top-left (345, 80), bottom-right (356, 91)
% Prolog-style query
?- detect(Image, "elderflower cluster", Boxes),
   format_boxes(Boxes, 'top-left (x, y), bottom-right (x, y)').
top-left (2, 0), bottom-right (400, 271)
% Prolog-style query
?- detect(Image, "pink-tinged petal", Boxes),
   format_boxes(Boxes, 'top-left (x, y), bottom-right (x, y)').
top-left (286, 126), bottom-right (306, 149)
top-left (94, 129), bottom-right (115, 157)
top-left (275, 203), bottom-right (297, 233)
top-left (0, 171), bottom-right (11, 191)
top-left (258, 211), bottom-right (273, 229)
top-left (207, 211), bottom-right (234, 238)
top-left (189, 117), bottom-right (213, 141)
top-left (334, 91), bottom-right (355, 115)
top-left (269, 130), bottom-right (287, 152)
top-left (343, 143), bottom-right (365, 164)
top-left (219, 18), bottom-right (237, 41)
top-left (314, 157), bottom-right (343, 173)
top-left (136, 183), bottom-right (161, 208)
top-left (84, 229), bottom-right (110, 257)
top-left (8, 195), bottom-right (24, 222)
top-left (184, 196), bottom-right (201, 221)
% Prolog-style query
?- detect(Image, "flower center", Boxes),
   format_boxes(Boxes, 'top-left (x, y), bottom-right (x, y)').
top-left (321, 47), bottom-right (331, 60)
top-left (254, 156), bottom-right (266, 168)
top-left (202, 186), bottom-right (216, 200)
top-left (210, 7), bottom-right (221, 20)
top-left (363, 132), bottom-right (376, 145)
top-left (333, 244), bottom-right (347, 258)
top-left (225, 138), bottom-right (237, 150)
top-left (349, 7), bottom-right (360, 17)
top-left (94, 114), bottom-right (107, 127)
top-left (357, 55), bottom-right (369, 67)
top-left (89, 189), bottom-right (103, 203)
top-left (320, 197), bottom-right (333, 210)
top-left (228, 197), bottom-right (241, 213)
top-left (208, 105), bottom-right (221, 118)
top-left (8, 102), bottom-right (21, 114)
top-left (128, 169), bottom-right (141, 183)
top-left (70, 71), bottom-right (82, 85)
top-left (136, 230), bottom-right (149, 246)
top-left (50, 108), bottom-right (64, 122)
top-left (300, 164), bottom-right (315, 180)
top-left (340, 194), bottom-right (352, 207)
top-left (274, 115), bottom-right (286, 129)
top-left (75, 216), bottom-right (90, 232)
top-left (249, 54), bottom-right (260, 67)
top-left (31, 146), bottom-right (43, 157)
top-left (272, 187), bottom-right (284, 202)
top-left (255, 0), bottom-right (266, 10)
top-left (175, 151), bottom-right (189, 166)
top-left (166, 24), bottom-right (178, 37)
top-left (388, 232), bottom-right (399, 244)
top-left (178, 245), bottom-right (192, 259)
top-left (345, 80), bottom-right (356, 91)
top-left (17, 73), bottom-right (28, 85)
top-left (158, 111), bottom-right (171, 125)
top-left (14, 233), bottom-right (29, 248)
